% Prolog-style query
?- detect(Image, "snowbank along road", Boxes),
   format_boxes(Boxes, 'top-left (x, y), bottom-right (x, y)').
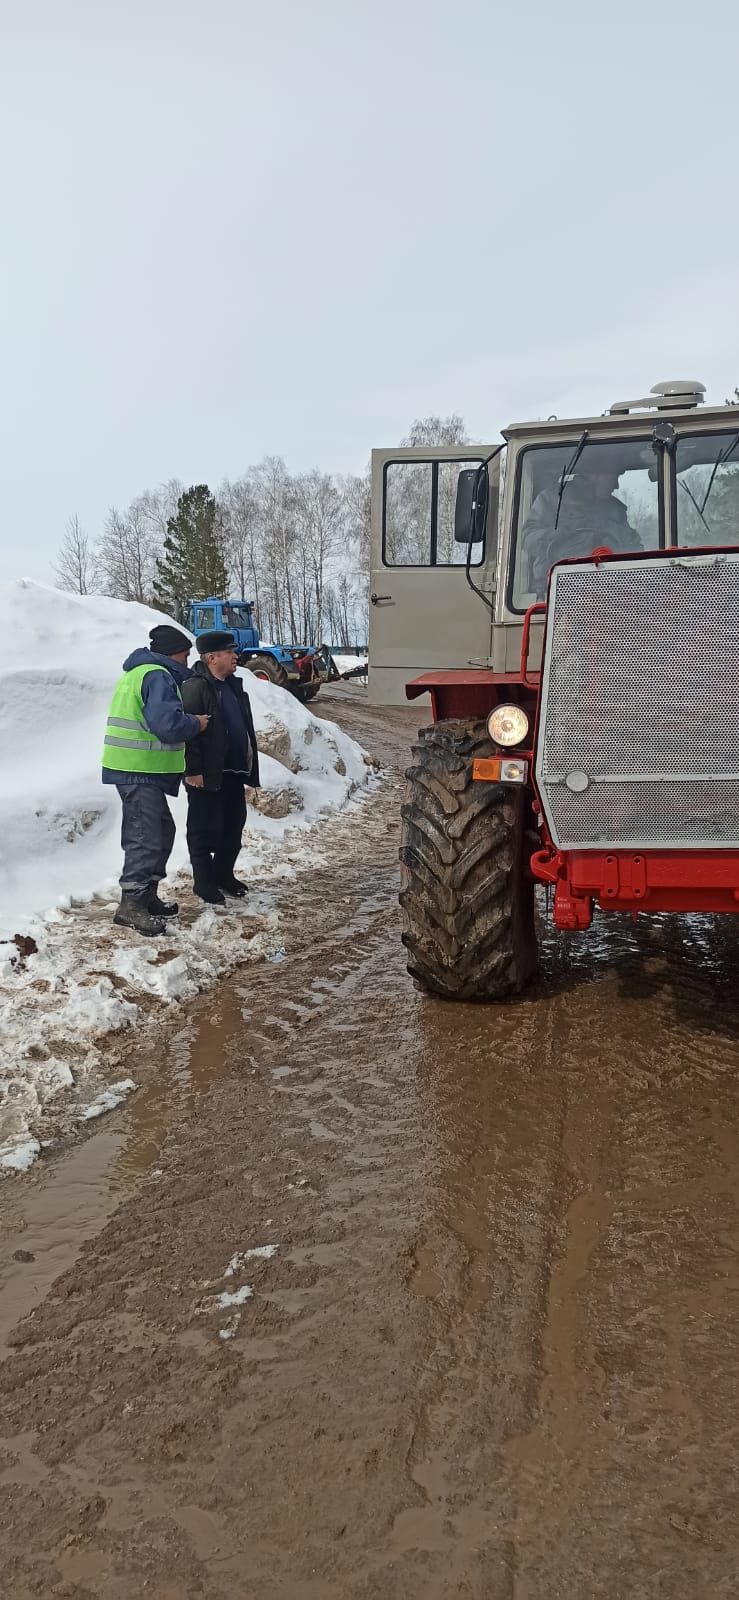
top-left (1, 687), bottom-right (738, 1597)
top-left (0, 582), bottom-right (374, 1171)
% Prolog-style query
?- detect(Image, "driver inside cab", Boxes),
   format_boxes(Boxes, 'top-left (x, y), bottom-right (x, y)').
top-left (521, 459), bottom-right (643, 599)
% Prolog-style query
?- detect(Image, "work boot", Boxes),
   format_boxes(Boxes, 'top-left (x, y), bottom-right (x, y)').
top-left (114, 894), bottom-right (166, 937)
top-left (216, 874), bottom-right (248, 898)
top-left (193, 883), bottom-right (226, 907)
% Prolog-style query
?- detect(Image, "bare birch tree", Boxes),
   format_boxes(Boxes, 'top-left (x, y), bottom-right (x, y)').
top-left (219, 475), bottom-right (262, 615)
top-left (95, 481), bottom-right (181, 603)
top-left (55, 515), bottom-right (95, 594)
top-left (252, 457), bottom-right (298, 641)
top-left (291, 470), bottom-right (343, 642)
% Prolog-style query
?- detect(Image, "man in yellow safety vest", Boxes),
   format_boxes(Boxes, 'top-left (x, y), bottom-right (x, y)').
top-left (102, 624), bottom-right (209, 935)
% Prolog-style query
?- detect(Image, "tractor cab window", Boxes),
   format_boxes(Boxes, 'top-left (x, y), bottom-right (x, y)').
top-left (196, 605), bottom-right (216, 629)
top-left (511, 437), bottom-right (660, 609)
top-left (223, 603), bottom-right (253, 626)
top-left (383, 458), bottom-right (489, 566)
top-left (675, 432), bottom-right (739, 547)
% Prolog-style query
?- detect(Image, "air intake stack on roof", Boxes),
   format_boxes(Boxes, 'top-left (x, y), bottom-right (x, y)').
top-left (609, 380), bottom-right (706, 416)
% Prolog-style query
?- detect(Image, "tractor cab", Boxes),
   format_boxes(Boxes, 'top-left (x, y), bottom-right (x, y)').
top-left (185, 598), bottom-right (260, 653)
top-left (369, 381), bottom-right (739, 703)
top-left (371, 382), bottom-right (739, 1002)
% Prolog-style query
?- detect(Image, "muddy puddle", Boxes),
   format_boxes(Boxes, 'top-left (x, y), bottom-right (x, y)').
top-left (2, 691), bottom-right (739, 1597)
top-left (0, 1128), bottom-right (126, 1356)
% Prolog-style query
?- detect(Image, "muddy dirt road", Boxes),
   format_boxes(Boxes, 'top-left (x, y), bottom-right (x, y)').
top-left (1, 688), bottom-right (738, 1598)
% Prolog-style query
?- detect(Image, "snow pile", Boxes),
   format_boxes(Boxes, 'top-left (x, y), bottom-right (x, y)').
top-left (0, 581), bottom-right (374, 1172)
top-left (0, 582), bottom-right (367, 941)
top-left (332, 653), bottom-right (368, 677)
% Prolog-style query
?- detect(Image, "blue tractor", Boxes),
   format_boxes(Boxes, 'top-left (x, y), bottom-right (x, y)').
top-left (184, 598), bottom-right (329, 702)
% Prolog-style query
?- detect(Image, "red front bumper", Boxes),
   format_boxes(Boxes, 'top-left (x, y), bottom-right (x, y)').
top-left (532, 846), bottom-right (739, 928)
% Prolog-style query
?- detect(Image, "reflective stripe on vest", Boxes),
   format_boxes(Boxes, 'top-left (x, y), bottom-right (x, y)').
top-left (101, 663), bottom-right (186, 775)
top-left (104, 715), bottom-right (182, 753)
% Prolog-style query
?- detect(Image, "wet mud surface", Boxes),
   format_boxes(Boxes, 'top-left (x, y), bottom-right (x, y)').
top-left (1, 687), bottom-right (739, 1597)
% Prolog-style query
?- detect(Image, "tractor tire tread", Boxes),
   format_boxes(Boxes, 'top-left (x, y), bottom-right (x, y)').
top-left (399, 717), bottom-right (538, 1001)
top-left (245, 655), bottom-right (290, 690)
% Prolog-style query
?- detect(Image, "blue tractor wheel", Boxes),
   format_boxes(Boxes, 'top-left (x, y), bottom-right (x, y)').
top-left (243, 654), bottom-right (290, 689)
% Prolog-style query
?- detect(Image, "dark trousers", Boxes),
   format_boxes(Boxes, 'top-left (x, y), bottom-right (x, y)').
top-left (186, 773), bottom-right (247, 893)
top-left (116, 784), bottom-right (176, 898)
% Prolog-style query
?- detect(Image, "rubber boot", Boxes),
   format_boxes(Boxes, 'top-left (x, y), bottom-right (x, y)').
top-left (216, 874), bottom-right (248, 898)
top-left (190, 850), bottom-right (226, 906)
top-left (193, 883), bottom-right (226, 906)
top-left (114, 894), bottom-right (166, 936)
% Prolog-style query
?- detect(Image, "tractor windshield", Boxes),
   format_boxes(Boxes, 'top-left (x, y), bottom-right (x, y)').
top-left (223, 604), bottom-right (253, 627)
top-left (674, 432), bottom-right (739, 546)
top-left (511, 437), bottom-right (660, 609)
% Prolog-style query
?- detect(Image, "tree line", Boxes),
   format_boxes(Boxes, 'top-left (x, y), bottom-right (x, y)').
top-left (54, 417), bottom-right (469, 648)
top-left (55, 465), bottom-right (371, 648)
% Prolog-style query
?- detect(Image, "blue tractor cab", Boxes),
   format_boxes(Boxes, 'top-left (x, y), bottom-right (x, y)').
top-left (187, 598), bottom-right (260, 653)
top-left (185, 598), bottom-right (327, 700)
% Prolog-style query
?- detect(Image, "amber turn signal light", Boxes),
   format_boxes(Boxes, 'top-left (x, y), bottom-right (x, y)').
top-left (472, 758), bottom-right (528, 784)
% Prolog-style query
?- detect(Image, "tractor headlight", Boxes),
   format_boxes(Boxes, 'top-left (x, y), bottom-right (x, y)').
top-left (487, 704), bottom-right (530, 747)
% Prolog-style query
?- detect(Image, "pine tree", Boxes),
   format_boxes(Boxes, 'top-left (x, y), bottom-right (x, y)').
top-left (153, 485), bottom-right (228, 617)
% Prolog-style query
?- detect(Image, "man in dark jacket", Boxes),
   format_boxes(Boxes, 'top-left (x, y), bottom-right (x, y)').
top-left (521, 465), bottom-right (642, 599)
top-left (180, 630), bottom-right (261, 905)
top-left (102, 624), bottom-right (209, 935)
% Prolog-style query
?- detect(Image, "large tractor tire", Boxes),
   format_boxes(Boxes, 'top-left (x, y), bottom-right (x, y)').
top-left (400, 719), bottom-right (538, 1002)
top-left (244, 654), bottom-right (290, 690)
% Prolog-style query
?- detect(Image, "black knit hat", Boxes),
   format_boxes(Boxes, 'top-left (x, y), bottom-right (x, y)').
top-left (196, 630), bottom-right (238, 655)
top-left (149, 624), bottom-right (192, 657)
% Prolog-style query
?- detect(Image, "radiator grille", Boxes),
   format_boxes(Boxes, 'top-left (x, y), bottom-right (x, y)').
top-left (535, 554), bottom-right (739, 849)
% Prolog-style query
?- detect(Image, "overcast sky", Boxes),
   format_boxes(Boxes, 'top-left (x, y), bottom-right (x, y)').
top-left (2, 0), bottom-right (738, 581)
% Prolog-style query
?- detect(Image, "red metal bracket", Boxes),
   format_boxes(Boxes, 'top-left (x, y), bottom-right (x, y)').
top-left (530, 847), bottom-right (561, 885)
top-left (599, 853), bottom-right (647, 901)
top-left (553, 885), bottom-right (593, 930)
top-left (531, 846), bottom-right (594, 929)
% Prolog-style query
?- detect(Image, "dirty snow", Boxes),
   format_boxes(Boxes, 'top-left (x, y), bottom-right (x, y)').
top-left (216, 1285), bottom-right (254, 1310)
top-left (0, 1138), bottom-right (42, 1172)
top-left (79, 1079), bottom-right (136, 1121)
top-left (213, 1241), bottom-right (281, 1339)
top-left (224, 1245), bottom-right (279, 1275)
top-left (0, 581), bottom-right (374, 1174)
top-left (218, 1319), bottom-right (241, 1342)
top-left (332, 653), bottom-right (368, 677)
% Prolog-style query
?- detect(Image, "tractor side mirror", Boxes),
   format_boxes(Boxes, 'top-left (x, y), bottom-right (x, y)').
top-left (455, 465), bottom-right (489, 545)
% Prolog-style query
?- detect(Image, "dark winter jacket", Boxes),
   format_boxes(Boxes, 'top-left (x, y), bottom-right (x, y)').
top-left (101, 649), bottom-right (202, 796)
top-left (181, 663), bottom-right (261, 792)
top-left (521, 486), bottom-right (642, 599)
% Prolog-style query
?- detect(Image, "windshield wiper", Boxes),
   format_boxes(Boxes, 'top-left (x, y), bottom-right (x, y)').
top-left (700, 431), bottom-right (739, 518)
top-left (678, 478), bottom-right (712, 537)
top-left (553, 430), bottom-right (589, 531)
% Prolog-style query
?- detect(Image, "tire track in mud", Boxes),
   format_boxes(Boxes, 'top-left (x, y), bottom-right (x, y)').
top-left (502, 914), bottom-right (739, 1597)
top-left (389, 992), bottom-right (563, 1558)
top-left (372, 892), bottom-right (739, 1596)
top-left (380, 936), bottom-right (610, 1595)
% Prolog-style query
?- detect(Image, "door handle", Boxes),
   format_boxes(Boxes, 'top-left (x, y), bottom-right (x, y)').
top-left (370, 592), bottom-right (393, 604)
